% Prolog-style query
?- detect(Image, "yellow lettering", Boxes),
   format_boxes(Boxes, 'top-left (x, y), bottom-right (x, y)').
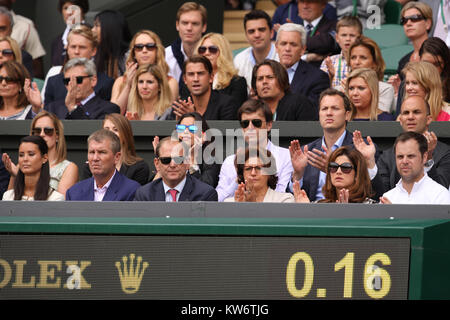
top-left (36, 261), bottom-right (62, 288)
top-left (286, 252), bottom-right (314, 298)
top-left (0, 259), bottom-right (12, 288)
top-left (63, 261), bottom-right (91, 289)
top-left (12, 260), bottom-right (35, 288)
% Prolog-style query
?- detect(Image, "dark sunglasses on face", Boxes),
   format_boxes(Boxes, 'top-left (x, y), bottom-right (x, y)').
top-left (0, 75), bottom-right (18, 83)
top-left (176, 124), bottom-right (198, 134)
top-left (328, 162), bottom-right (354, 174)
top-left (158, 156), bottom-right (185, 165)
top-left (63, 75), bottom-right (92, 86)
top-left (400, 14), bottom-right (425, 25)
top-left (240, 119), bottom-right (263, 129)
top-left (198, 45), bottom-right (219, 55)
top-left (32, 127), bottom-right (55, 136)
top-left (134, 43), bottom-right (157, 51)
top-left (0, 49), bottom-right (14, 56)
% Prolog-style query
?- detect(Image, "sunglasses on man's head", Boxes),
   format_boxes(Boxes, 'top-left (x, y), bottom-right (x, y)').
top-left (400, 14), bottom-right (425, 25)
top-left (32, 127), bottom-right (55, 136)
top-left (240, 119), bottom-right (263, 129)
top-left (0, 49), bottom-right (14, 56)
top-left (158, 156), bottom-right (185, 165)
top-left (176, 124), bottom-right (198, 134)
top-left (134, 43), bottom-right (157, 51)
top-left (0, 75), bottom-right (18, 84)
top-left (63, 75), bottom-right (92, 86)
top-left (328, 162), bottom-right (354, 174)
top-left (198, 45), bottom-right (219, 55)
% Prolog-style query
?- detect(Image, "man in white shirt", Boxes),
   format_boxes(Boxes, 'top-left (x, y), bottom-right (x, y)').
top-left (216, 99), bottom-right (293, 202)
top-left (165, 2), bottom-right (207, 84)
top-left (381, 131), bottom-right (450, 204)
top-left (234, 9), bottom-right (279, 92)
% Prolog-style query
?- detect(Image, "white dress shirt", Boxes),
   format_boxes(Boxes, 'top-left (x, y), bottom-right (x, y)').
top-left (165, 43), bottom-right (187, 83)
top-left (162, 176), bottom-right (187, 202)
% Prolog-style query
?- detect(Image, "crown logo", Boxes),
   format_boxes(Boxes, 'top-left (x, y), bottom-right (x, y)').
top-left (115, 253), bottom-right (149, 294)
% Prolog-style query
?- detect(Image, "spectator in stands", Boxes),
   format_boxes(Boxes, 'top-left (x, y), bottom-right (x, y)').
top-left (275, 23), bottom-right (330, 107)
top-left (293, 146), bottom-right (376, 203)
top-left (51, 0), bottom-right (90, 67)
top-left (0, 60), bottom-right (32, 120)
top-left (66, 129), bottom-right (140, 201)
top-left (334, 0), bottom-right (386, 28)
top-left (0, 8), bottom-right (33, 76)
top-left (401, 61), bottom-right (449, 121)
top-left (224, 147), bottom-right (295, 202)
top-left (380, 131), bottom-right (450, 204)
top-left (234, 10), bottom-right (279, 93)
top-left (225, 0), bottom-right (256, 10)
top-left (169, 55), bottom-right (239, 120)
top-left (92, 10), bottom-right (131, 79)
top-left (81, 113), bottom-right (150, 186)
top-left (2, 135), bottom-right (64, 201)
top-left (111, 30), bottom-right (178, 114)
top-left (29, 58), bottom-right (120, 120)
top-left (0, 0), bottom-right (46, 79)
top-left (165, 2), bottom-right (207, 85)
top-left (288, 88), bottom-right (379, 201)
top-left (347, 36), bottom-right (396, 114)
top-left (320, 15), bottom-right (362, 88)
top-left (216, 99), bottom-right (293, 202)
top-left (0, 153), bottom-right (8, 199)
top-left (346, 68), bottom-right (395, 121)
top-left (251, 59), bottom-right (317, 120)
top-left (133, 137), bottom-right (218, 201)
top-left (126, 64), bottom-right (173, 120)
top-left (422, 0), bottom-right (449, 46)
top-left (190, 32), bottom-right (247, 106)
top-left (371, 96), bottom-right (450, 198)
top-left (43, 25), bottom-right (115, 106)
top-left (0, 36), bottom-right (31, 74)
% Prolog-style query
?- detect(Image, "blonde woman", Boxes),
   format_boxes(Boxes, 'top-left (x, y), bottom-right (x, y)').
top-left (346, 68), bottom-right (394, 121)
top-left (111, 30), bottom-right (178, 114)
top-left (402, 61), bottom-right (449, 121)
top-left (126, 64), bottom-right (172, 120)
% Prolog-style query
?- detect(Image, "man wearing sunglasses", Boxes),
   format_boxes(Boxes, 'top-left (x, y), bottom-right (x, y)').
top-left (134, 137), bottom-right (218, 202)
top-left (216, 99), bottom-right (293, 202)
top-left (31, 58), bottom-right (120, 119)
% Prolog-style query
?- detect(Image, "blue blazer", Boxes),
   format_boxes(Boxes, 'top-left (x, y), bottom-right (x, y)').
top-left (133, 174), bottom-right (218, 201)
top-left (66, 171), bottom-right (140, 201)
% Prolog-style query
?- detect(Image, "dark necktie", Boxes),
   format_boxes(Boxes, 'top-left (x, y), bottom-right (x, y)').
top-left (306, 24), bottom-right (313, 36)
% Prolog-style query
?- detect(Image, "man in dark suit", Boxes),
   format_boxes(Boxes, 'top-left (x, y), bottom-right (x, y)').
top-left (372, 96), bottom-right (450, 199)
top-left (66, 129), bottom-right (140, 201)
top-left (39, 58), bottom-right (119, 120)
top-left (289, 88), bottom-right (379, 201)
top-left (275, 23), bottom-right (330, 107)
top-left (134, 137), bottom-right (218, 202)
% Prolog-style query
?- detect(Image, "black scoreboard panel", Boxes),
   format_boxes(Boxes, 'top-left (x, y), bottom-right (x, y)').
top-left (0, 234), bottom-right (410, 299)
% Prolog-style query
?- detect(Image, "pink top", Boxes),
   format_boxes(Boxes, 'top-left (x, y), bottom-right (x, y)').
top-left (436, 110), bottom-right (450, 121)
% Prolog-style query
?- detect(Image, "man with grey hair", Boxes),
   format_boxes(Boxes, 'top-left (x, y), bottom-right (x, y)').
top-left (66, 129), bottom-right (140, 201)
top-left (28, 57), bottom-right (119, 119)
top-left (275, 22), bottom-right (330, 107)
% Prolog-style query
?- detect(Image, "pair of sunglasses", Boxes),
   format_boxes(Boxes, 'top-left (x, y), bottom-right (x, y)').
top-left (0, 75), bottom-right (18, 84)
top-left (400, 14), bottom-right (425, 25)
top-left (63, 75), bottom-right (92, 86)
top-left (134, 43), bottom-right (157, 51)
top-left (32, 127), bottom-right (55, 136)
top-left (198, 45), bottom-right (219, 55)
top-left (176, 124), bottom-right (198, 134)
top-left (244, 165), bottom-right (265, 173)
top-left (240, 119), bottom-right (263, 128)
top-left (158, 156), bottom-right (185, 165)
top-left (328, 162), bottom-right (354, 174)
top-left (0, 49), bottom-right (14, 56)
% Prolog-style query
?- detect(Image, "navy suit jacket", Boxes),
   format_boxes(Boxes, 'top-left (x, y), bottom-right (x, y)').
top-left (133, 174), bottom-right (218, 201)
top-left (44, 71), bottom-right (114, 105)
top-left (66, 171), bottom-right (140, 201)
top-left (45, 95), bottom-right (120, 120)
top-left (290, 60), bottom-right (330, 108)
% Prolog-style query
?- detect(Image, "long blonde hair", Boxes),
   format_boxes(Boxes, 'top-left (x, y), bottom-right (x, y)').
top-left (195, 32), bottom-right (238, 90)
top-left (402, 61), bottom-right (443, 120)
top-left (127, 64), bottom-right (172, 118)
top-left (346, 68), bottom-right (379, 121)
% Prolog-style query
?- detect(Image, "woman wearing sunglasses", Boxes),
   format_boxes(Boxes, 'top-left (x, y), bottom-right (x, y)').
top-left (224, 147), bottom-right (294, 203)
top-left (81, 113), bottom-right (150, 185)
top-left (111, 30), bottom-right (178, 114)
top-left (2, 111), bottom-right (79, 197)
top-left (294, 146), bottom-right (375, 203)
top-left (0, 36), bottom-right (33, 76)
top-left (2, 135), bottom-right (65, 201)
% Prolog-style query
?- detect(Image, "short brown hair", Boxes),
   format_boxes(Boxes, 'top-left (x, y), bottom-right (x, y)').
top-left (237, 99), bottom-right (273, 123)
top-left (176, 2), bottom-right (207, 25)
top-left (87, 129), bottom-right (121, 155)
top-left (183, 54), bottom-right (213, 75)
top-left (336, 16), bottom-right (363, 35)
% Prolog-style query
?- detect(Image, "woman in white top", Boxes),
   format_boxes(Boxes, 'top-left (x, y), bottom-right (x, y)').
top-left (224, 147), bottom-right (294, 203)
top-left (2, 135), bottom-right (64, 201)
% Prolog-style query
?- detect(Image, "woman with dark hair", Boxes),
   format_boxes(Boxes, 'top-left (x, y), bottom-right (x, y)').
top-left (81, 113), bottom-right (150, 185)
top-left (2, 136), bottom-right (64, 201)
top-left (294, 146), bottom-right (375, 203)
top-left (92, 10), bottom-right (132, 79)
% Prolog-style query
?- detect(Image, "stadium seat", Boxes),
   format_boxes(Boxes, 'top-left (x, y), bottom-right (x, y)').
top-left (232, 47), bottom-right (247, 58)
top-left (384, 0), bottom-right (402, 24)
top-left (381, 44), bottom-right (413, 76)
top-left (364, 24), bottom-right (408, 49)
top-left (32, 78), bottom-right (45, 92)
